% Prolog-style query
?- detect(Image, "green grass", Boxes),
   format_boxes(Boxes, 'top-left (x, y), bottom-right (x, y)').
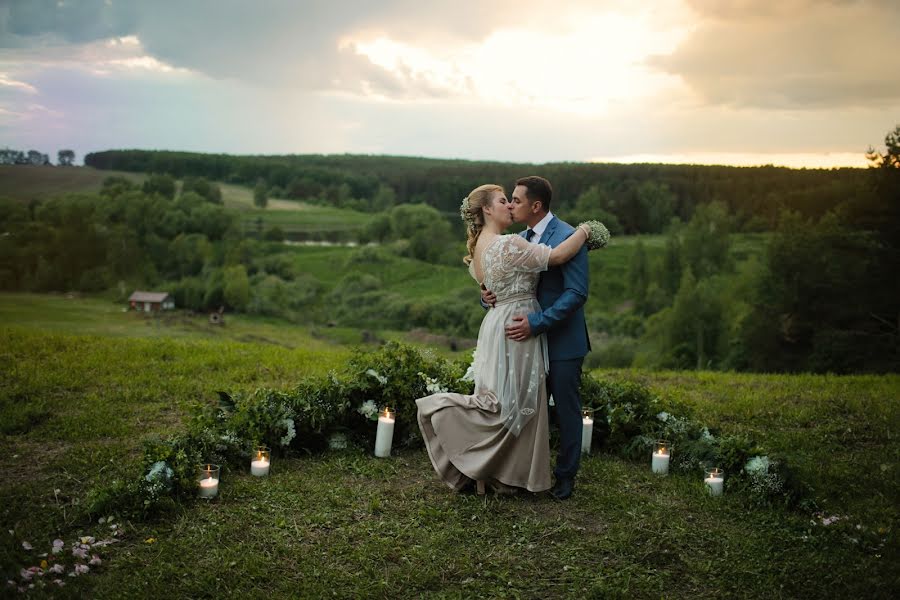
top-left (604, 370), bottom-right (900, 526)
top-left (1, 324), bottom-right (897, 598)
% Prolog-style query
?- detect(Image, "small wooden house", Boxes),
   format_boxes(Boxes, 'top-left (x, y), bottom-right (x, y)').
top-left (128, 291), bottom-right (174, 312)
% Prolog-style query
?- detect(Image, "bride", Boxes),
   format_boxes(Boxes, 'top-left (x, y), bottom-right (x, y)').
top-left (415, 183), bottom-right (595, 495)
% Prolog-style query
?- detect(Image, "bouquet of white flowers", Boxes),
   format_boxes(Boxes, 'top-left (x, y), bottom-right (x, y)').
top-left (578, 220), bottom-right (611, 250)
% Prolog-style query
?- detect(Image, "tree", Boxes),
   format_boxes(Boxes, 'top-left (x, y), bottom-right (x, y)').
top-left (372, 184), bottom-right (397, 212)
top-left (182, 176), bottom-right (222, 204)
top-left (254, 179), bottom-right (268, 208)
top-left (680, 201), bottom-right (732, 279)
top-left (661, 269), bottom-right (725, 369)
top-left (659, 222), bottom-right (682, 297)
top-left (142, 174), bottom-right (176, 199)
top-left (57, 149), bottom-right (75, 166)
top-left (627, 239), bottom-right (649, 312)
top-left (223, 265), bottom-right (250, 311)
top-left (566, 186), bottom-right (625, 235)
top-left (866, 124), bottom-right (900, 170)
top-left (27, 150), bottom-right (43, 165)
top-left (0, 148), bottom-right (20, 164)
top-left (636, 181), bottom-right (677, 233)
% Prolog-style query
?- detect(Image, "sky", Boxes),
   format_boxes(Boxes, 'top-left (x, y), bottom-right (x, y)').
top-left (0, 0), bottom-right (897, 168)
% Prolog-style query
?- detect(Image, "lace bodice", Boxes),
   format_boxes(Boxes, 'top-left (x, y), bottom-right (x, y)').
top-left (470, 235), bottom-right (551, 300)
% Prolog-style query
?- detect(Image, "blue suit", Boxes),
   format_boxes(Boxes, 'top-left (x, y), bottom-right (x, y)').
top-left (523, 216), bottom-right (591, 481)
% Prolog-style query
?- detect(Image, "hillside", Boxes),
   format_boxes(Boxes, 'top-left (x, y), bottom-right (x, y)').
top-left (1, 326), bottom-right (896, 597)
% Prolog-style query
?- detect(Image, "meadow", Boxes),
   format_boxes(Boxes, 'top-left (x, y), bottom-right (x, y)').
top-left (1, 294), bottom-right (897, 598)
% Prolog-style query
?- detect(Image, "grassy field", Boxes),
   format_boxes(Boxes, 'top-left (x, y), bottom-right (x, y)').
top-left (219, 181), bottom-right (374, 237)
top-left (1, 310), bottom-right (897, 597)
top-left (0, 165), bottom-right (145, 200)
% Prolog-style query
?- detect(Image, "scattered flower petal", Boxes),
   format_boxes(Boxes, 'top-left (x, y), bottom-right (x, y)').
top-left (145, 537), bottom-right (156, 544)
top-left (48, 564), bottom-right (65, 575)
top-left (21, 542), bottom-right (32, 551)
top-left (89, 555), bottom-right (102, 566)
top-left (53, 579), bottom-right (65, 587)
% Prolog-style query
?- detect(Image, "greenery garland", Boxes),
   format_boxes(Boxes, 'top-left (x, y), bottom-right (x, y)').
top-left (88, 342), bottom-right (810, 518)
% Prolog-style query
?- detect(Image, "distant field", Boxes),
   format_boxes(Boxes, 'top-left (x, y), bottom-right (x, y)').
top-left (0, 165), bottom-right (145, 201)
top-left (0, 292), bottom-right (473, 359)
top-left (0, 165), bottom-right (373, 237)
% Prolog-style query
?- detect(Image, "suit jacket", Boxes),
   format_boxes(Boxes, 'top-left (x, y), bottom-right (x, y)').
top-left (523, 216), bottom-right (591, 361)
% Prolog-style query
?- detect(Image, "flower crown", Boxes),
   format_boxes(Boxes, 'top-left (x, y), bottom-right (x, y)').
top-left (459, 196), bottom-right (477, 230)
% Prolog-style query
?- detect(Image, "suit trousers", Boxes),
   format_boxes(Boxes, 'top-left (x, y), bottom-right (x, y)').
top-left (547, 357), bottom-right (584, 480)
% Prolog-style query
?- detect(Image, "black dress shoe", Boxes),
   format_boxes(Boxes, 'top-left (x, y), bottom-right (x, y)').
top-left (550, 478), bottom-right (574, 500)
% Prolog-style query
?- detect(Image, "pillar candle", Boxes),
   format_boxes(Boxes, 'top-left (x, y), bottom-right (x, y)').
top-left (374, 408), bottom-right (395, 458)
top-left (581, 415), bottom-right (594, 454)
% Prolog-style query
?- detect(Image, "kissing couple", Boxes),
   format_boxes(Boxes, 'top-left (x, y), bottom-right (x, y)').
top-left (415, 175), bottom-right (608, 500)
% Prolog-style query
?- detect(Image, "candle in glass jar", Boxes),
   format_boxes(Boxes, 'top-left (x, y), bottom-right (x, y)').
top-left (652, 440), bottom-right (671, 475)
top-left (581, 411), bottom-right (593, 454)
top-left (374, 407), bottom-right (395, 458)
top-left (250, 449), bottom-right (270, 476)
top-left (652, 450), bottom-right (670, 475)
top-left (705, 468), bottom-right (724, 496)
top-left (198, 464), bottom-right (220, 499)
top-left (198, 477), bottom-right (219, 498)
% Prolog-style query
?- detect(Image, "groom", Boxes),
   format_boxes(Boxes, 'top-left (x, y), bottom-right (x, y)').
top-left (482, 175), bottom-right (590, 500)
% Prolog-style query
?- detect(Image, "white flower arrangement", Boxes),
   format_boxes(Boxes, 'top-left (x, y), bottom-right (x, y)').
top-left (279, 417), bottom-right (296, 447)
top-left (419, 372), bottom-right (448, 394)
top-left (328, 432), bottom-right (348, 450)
top-left (358, 399), bottom-right (379, 421)
top-left (744, 455), bottom-right (771, 475)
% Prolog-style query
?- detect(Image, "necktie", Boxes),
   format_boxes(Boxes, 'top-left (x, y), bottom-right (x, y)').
top-left (524, 229), bottom-right (535, 242)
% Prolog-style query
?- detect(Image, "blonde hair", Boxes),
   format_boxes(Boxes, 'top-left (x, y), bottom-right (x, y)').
top-left (462, 184), bottom-right (504, 265)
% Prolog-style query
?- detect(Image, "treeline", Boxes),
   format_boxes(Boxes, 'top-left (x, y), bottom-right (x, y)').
top-left (613, 127), bottom-right (900, 374)
top-left (84, 149), bottom-right (872, 234)
top-left (1, 147), bottom-right (76, 166)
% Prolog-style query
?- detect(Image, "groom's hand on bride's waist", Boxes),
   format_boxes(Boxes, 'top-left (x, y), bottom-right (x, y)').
top-left (480, 284), bottom-right (497, 307)
top-left (505, 316), bottom-right (532, 341)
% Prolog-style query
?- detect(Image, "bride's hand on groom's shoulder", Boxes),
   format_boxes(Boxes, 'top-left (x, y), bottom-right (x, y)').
top-left (578, 220), bottom-right (611, 250)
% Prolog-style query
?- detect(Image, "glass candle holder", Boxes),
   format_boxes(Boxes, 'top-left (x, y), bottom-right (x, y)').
top-left (652, 439), bottom-right (671, 475)
top-left (250, 446), bottom-right (271, 477)
top-left (197, 464), bottom-right (220, 499)
top-left (705, 467), bottom-right (724, 496)
top-left (581, 408), bottom-right (594, 454)
top-left (374, 406), bottom-right (395, 458)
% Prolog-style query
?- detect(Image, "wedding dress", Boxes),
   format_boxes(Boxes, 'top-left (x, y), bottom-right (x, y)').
top-left (416, 234), bottom-right (552, 492)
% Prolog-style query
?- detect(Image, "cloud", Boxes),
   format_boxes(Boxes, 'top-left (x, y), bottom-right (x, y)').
top-left (651, 0), bottom-right (900, 109)
top-left (0, 0), bottom-right (624, 99)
